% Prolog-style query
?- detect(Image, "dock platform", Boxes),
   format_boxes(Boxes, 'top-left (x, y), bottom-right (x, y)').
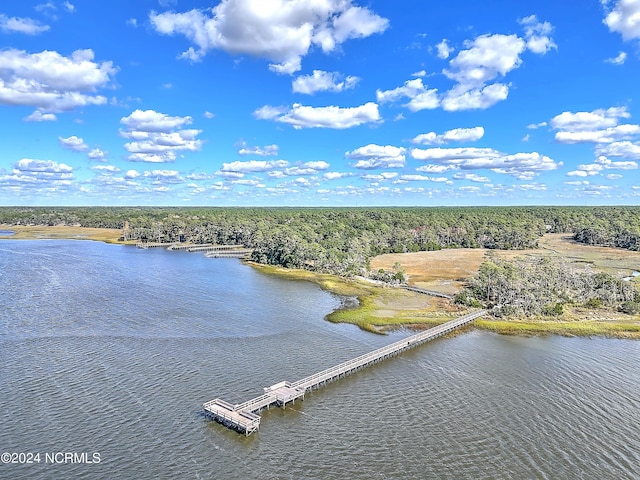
top-left (203, 309), bottom-right (485, 435)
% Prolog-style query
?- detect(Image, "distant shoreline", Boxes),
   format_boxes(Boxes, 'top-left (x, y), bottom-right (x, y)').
top-left (0, 225), bottom-right (127, 243)
top-left (247, 263), bottom-right (640, 340)
top-left (3, 224), bottom-right (638, 339)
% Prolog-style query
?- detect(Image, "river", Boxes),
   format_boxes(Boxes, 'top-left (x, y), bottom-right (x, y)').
top-left (1, 240), bottom-right (638, 479)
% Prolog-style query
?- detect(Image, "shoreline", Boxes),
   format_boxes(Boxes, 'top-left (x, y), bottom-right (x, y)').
top-left (0, 224), bottom-right (128, 243)
top-left (3, 225), bottom-right (638, 339)
top-left (248, 262), bottom-right (640, 340)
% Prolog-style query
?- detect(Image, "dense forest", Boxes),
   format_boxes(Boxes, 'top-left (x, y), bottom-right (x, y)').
top-left (455, 255), bottom-right (640, 317)
top-left (1, 206), bottom-right (640, 277)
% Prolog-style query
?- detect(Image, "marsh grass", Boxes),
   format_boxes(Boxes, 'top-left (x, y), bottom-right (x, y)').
top-left (1, 225), bottom-right (127, 243)
top-left (475, 319), bottom-right (640, 338)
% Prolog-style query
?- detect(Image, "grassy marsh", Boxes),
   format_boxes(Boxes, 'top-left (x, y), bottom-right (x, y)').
top-left (0, 225), bottom-right (127, 243)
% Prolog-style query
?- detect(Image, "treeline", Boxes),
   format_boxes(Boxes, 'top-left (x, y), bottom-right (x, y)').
top-left (573, 207), bottom-right (640, 251)
top-left (1, 206), bottom-right (640, 275)
top-left (456, 256), bottom-right (640, 316)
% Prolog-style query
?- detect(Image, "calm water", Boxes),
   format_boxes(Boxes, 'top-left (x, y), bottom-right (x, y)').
top-left (1, 240), bottom-right (639, 479)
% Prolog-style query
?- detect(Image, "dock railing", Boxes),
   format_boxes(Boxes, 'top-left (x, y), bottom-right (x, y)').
top-left (203, 309), bottom-right (485, 435)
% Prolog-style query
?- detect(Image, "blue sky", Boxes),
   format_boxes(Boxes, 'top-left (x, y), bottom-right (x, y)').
top-left (0, 0), bottom-right (639, 206)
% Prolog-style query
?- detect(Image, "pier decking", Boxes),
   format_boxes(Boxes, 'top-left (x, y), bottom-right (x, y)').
top-left (203, 309), bottom-right (486, 435)
top-left (136, 242), bottom-right (253, 257)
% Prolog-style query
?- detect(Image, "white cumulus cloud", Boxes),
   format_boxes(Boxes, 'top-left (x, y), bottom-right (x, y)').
top-left (411, 147), bottom-right (560, 180)
top-left (237, 142), bottom-right (279, 156)
top-left (0, 14), bottom-right (50, 34)
top-left (292, 70), bottom-right (360, 94)
top-left (150, 0), bottom-right (388, 74)
top-left (221, 160), bottom-right (289, 173)
top-left (254, 102), bottom-right (381, 129)
top-left (436, 39), bottom-right (454, 59)
top-left (0, 48), bottom-right (117, 117)
top-left (58, 135), bottom-right (88, 152)
top-left (376, 78), bottom-right (440, 111)
top-left (605, 51), bottom-right (628, 64)
top-left (346, 144), bottom-right (406, 169)
top-left (412, 126), bottom-right (484, 145)
top-left (120, 110), bottom-right (202, 163)
top-left (603, 0), bottom-right (640, 40)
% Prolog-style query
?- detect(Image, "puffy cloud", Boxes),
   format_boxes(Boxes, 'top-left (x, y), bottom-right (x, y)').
top-left (440, 32), bottom-right (525, 111)
top-left (302, 160), bottom-right (330, 170)
top-left (13, 158), bottom-right (73, 174)
top-left (596, 140), bottom-right (640, 159)
top-left (143, 169), bottom-right (185, 184)
top-left (441, 83), bottom-right (509, 111)
top-left (0, 49), bottom-right (117, 116)
top-left (0, 159), bottom-right (74, 193)
top-left (520, 15), bottom-right (557, 54)
top-left (444, 34), bottom-right (526, 86)
top-left (292, 70), bottom-right (360, 94)
top-left (23, 110), bottom-right (57, 122)
top-left (551, 107), bottom-right (630, 131)
top-left (120, 110), bottom-right (202, 163)
top-left (410, 147), bottom-right (560, 179)
top-left (436, 39), bottom-right (454, 59)
top-left (376, 78), bottom-right (439, 111)
top-left (555, 124), bottom-right (640, 143)
top-left (283, 161), bottom-right (331, 176)
top-left (517, 183), bottom-right (547, 191)
top-left (398, 174), bottom-right (440, 182)
top-left (87, 148), bottom-right (107, 161)
top-left (0, 14), bottom-right (50, 34)
top-left (605, 51), bottom-right (628, 64)
top-left (150, 0), bottom-right (388, 74)
top-left (121, 109), bottom-right (193, 132)
top-left (362, 172), bottom-right (398, 181)
top-left (453, 172), bottom-right (490, 182)
top-left (567, 154), bottom-right (637, 177)
top-left (253, 105), bottom-right (288, 120)
top-left (412, 126), bottom-right (484, 145)
top-left (551, 107), bottom-right (640, 167)
top-left (416, 164), bottom-right (456, 174)
top-left (323, 171), bottom-right (351, 180)
top-left (379, 18), bottom-right (555, 114)
top-left (527, 121), bottom-right (547, 129)
top-left (346, 144), bottom-right (406, 169)
top-left (58, 135), bottom-right (88, 152)
top-left (602, 0), bottom-right (640, 40)
top-left (91, 165), bottom-right (119, 173)
top-left (443, 19), bottom-right (554, 111)
top-left (232, 179), bottom-right (263, 186)
top-left (255, 102), bottom-right (381, 129)
top-left (237, 143), bottom-right (279, 156)
top-left (220, 160), bottom-right (289, 173)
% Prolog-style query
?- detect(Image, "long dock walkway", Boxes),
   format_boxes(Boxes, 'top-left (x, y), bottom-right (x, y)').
top-left (203, 309), bottom-right (485, 435)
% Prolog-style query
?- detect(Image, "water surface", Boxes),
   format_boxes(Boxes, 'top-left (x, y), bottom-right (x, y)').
top-left (1, 240), bottom-right (638, 479)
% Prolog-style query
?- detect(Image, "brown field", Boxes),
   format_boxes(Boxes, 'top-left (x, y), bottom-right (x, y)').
top-left (0, 225), bottom-right (126, 243)
top-left (371, 233), bottom-right (640, 295)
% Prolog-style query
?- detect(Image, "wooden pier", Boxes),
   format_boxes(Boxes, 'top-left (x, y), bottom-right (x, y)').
top-left (136, 242), bottom-right (253, 257)
top-left (203, 309), bottom-right (486, 435)
top-left (402, 285), bottom-right (454, 299)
